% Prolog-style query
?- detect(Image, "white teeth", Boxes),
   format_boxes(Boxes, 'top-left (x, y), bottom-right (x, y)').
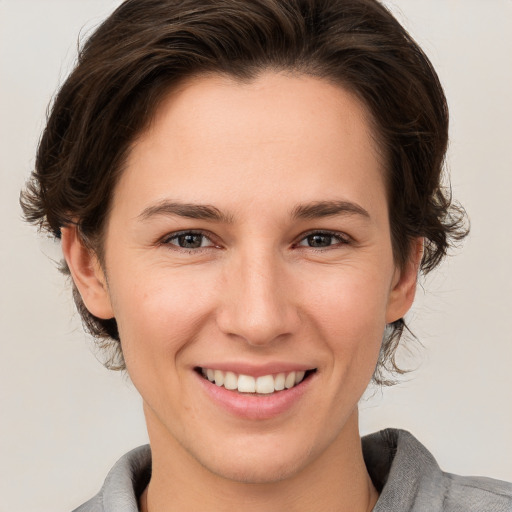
top-left (274, 373), bottom-right (286, 391)
top-left (214, 369), bottom-right (224, 387)
top-left (237, 374), bottom-right (256, 393)
top-left (295, 370), bottom-right (305, 384)
top-left (256, 375), bottom-right (275, 394)
top-left (285, 371), bottom-right (296, 389)
top-left (200, 368), bottom-right (310, 394)
top-left (224, 371), bottom-right (238, 390)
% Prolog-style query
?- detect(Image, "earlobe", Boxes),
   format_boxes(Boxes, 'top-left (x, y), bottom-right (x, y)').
top-left (385, 237), bottom-right (424, 324)
top-left (61, 226), bottom-right (114, 320)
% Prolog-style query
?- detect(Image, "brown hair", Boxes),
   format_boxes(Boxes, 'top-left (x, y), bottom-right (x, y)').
top-left (21, 0), bottom-right (468, 384)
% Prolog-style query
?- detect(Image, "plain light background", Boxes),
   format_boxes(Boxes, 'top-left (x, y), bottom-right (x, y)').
top-left (1, 1), bottom-right (511, 511)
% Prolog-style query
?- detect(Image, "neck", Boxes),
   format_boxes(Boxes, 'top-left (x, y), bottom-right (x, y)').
top-left (140, 407), bottom-right (378, 512)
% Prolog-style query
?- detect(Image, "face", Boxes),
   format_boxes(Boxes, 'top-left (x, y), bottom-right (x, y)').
top-left (68, 72), bottom-right (418, 484)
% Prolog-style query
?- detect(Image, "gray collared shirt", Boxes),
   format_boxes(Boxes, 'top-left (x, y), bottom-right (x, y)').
top-left (72, 429), bottom-right (512, 511)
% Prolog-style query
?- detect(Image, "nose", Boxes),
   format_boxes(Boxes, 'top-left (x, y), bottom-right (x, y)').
top-left (216, 247), bottom-right (300, 347)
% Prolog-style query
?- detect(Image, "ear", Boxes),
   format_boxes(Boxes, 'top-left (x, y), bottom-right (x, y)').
top-left (61, 226), bottom-right (114, 320)
top-left (385, 237), bottom-right (424, 324)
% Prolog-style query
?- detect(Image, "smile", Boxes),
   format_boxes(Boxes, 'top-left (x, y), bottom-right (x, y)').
top-left (198, 367), bottom-right (315, 394)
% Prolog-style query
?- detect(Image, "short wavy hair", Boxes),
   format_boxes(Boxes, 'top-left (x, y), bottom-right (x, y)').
top-left (21, 0), bottom-right (468, 384)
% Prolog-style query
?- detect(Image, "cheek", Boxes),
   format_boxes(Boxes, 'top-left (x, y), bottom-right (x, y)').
top-left (303, 264), bottom-right (390, 374)
top-left (108, 265), bottom-right (218, 366)
top-left (306, 263), bottom-right (390, 334)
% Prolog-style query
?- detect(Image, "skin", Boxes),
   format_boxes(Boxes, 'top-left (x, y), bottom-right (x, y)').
top-left (62, 72), bottom-right (422, 512)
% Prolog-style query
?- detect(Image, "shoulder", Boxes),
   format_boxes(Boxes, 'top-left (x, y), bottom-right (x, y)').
top-left (72, 445), bottom-right (151, 512)
top-left (441, 472), bottom-right (512, 512)
top-left (363, 429), bottom-right (512, 512)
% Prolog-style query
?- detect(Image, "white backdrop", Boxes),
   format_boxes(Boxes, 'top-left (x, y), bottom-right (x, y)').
top-left (1, 1), bottom-right (511, 511)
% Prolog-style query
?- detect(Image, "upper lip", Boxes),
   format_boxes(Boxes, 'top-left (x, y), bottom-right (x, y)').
top-left (194, 362), bottom-right (316, 377)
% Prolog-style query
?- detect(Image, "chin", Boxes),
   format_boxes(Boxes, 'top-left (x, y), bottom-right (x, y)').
top-left (187, 430), bottom-right (322, 485)
top-left (205, 452), bottom-right (307, 485)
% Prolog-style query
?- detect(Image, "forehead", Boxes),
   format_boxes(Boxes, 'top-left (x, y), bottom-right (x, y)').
top-left (114, 72), bottom-right (387, 222)
top-left (143, 72), bottom-right (380, 163)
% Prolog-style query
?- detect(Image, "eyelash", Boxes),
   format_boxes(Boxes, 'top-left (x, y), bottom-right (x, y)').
top-left (159, 229), bottom-right (352, 253)
top-left (294, 230), bottom-right (352, 250)
top-left (160, 230), bottom-right (217, 252)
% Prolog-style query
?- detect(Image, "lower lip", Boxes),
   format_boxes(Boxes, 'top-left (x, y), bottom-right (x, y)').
top-left (195, 371), bottom-right (314, 420)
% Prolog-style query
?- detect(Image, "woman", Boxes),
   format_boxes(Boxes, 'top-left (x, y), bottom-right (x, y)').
top-left (20, 0), bottom-right (512, 510)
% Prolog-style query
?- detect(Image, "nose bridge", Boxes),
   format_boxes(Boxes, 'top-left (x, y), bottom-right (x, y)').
top-left (217, 244), bottom-right (298, 345)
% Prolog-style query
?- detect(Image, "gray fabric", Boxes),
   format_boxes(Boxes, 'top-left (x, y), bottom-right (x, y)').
top-left (73, 445), bottom-right (151, 512)
top-left (72, 429), bottom-right (512, 511)
top-left (364, 430), bottom-right (512, 512)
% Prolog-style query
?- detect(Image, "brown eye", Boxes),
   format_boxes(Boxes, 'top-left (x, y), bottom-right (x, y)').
top-left (164, 231), bottom-right (213, 249)
top-left (176, 234), bottom-right (204, 248)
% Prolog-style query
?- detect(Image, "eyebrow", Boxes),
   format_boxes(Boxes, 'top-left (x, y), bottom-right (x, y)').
top-left (138, 200), bottom-right (234, 223)
top-left (137, 199), bottom-right (370, 223)
top-left (291, 200), bottom-right (370, 220)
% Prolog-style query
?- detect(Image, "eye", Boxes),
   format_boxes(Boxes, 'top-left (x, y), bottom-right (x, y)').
top-left (162, 231), bottom-right (215, 250)
top-left (296, 231), bottom-right (349, 249)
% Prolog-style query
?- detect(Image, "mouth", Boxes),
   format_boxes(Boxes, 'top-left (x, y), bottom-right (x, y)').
top-left (195, 367), bottom-right (317, 395)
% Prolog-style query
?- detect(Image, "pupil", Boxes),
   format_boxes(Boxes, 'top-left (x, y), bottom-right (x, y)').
top-left (179, 234), bottom-right (202, 248)
top-left (308, 234), bottom-right (331, 247)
